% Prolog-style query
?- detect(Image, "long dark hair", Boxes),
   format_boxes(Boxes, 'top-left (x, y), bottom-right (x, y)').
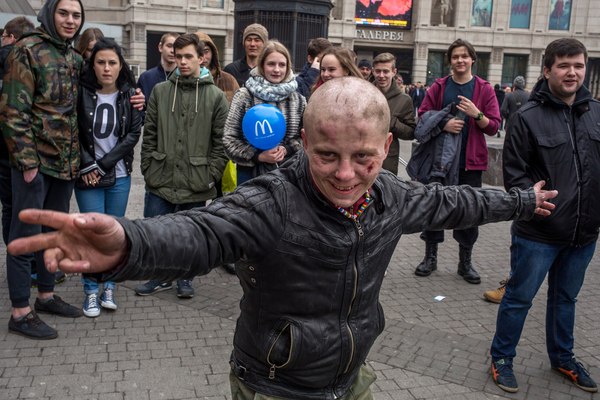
top-left (80, 37), bottom-right (135, 90)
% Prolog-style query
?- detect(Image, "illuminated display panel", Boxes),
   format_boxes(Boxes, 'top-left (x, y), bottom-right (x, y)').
top-left (355, 0), bottom-right (413, 29)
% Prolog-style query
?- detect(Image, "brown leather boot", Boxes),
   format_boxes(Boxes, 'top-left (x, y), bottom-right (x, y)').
top-left (484, 279), bottom-right (507, 303)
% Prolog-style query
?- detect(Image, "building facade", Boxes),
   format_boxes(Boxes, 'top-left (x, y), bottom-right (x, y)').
top-left (23, 0), bottom-right (600, 96)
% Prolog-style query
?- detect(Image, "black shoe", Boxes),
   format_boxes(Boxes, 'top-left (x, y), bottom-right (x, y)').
top-left (34, 295), bottom-right (83, 318)
top-left (8, 311), bottom-right (58, 340)
top-left (415, 242), bottom-right (438, 277)
top-left (222, 263), bottom-right (236, 275)
top-left (553, 358), bottom-right (598, 393)
top-left (134, 280), bottom-right (172, 296)
top-left (176, 279), bottom-right (195, 298)
top-left (457, 245), bottom-right (481, 284)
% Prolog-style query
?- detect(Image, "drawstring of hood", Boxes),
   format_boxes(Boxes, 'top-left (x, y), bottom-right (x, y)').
top-left (171, 76), bottom-right (179, 113)
top-left (170, 66), bottom-right (212, 113)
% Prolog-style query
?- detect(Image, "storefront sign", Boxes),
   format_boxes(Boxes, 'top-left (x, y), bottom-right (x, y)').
top-left (356, 29), bottom-right (404, 41)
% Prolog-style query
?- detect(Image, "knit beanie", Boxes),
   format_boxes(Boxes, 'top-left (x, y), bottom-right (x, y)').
top-left (243, 23), bottom-right (268, 44)
top-left (513, 75), bottom-right (526, 90)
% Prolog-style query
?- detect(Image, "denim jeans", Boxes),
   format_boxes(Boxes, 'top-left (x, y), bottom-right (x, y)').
top-left (75, 176), bottom-right (131, 294)
top-left (143, 191), bottom-right (206, 218)
top-left (236, 166), bottom-right (254, 186)
top-left (491, 234), bottom-right (596, 366)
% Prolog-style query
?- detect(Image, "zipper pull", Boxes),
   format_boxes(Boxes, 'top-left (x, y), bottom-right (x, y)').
top-left (269, 364), bottom-right (276, 380)
top-left (354, 219), bottom-right (364, 237)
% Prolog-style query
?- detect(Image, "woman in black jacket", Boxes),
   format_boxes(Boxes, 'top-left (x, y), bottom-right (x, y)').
top-left (75, 38), bottom-right (142, 317)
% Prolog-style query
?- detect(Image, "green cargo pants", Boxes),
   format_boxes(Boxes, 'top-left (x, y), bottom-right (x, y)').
top-left (229, 363), bottom-right (376, 400)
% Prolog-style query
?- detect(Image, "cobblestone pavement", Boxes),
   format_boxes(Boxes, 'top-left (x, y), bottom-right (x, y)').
top-left (1, 141), bottom-right (598, 400)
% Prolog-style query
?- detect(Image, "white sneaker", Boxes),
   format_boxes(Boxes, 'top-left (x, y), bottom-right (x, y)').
top-left (100, 288), bottom-right (117, 310)
top-left (83, 293), bottom-right (101, 317)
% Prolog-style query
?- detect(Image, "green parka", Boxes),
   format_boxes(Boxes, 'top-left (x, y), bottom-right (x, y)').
top-left (141, 67), bottom-right (229, 204)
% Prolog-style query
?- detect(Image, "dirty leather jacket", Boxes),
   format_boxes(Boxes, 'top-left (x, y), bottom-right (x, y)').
top-left (104, 152), bottom-right (538, 399)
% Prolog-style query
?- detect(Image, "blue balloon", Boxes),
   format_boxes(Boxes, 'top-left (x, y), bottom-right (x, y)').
top-left (242, 104), bottom-right (287, 150)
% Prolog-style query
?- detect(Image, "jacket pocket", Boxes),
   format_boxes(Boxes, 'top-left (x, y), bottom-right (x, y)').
top-left (188, 156), bottom-right (213, 192)
top-left (144, 151), bottom-right (170, 188)
top-left (588, 123), bottom-right (600, 142)
top-left (536, 131), bottom-right (570, 166)
top-left (265, 319), bottom-right (302, 380)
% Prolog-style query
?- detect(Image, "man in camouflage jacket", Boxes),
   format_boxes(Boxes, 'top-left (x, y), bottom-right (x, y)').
top-left (0, 0), bottom-right (86, 340)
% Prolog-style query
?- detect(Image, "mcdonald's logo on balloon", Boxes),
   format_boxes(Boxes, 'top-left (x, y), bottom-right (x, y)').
top-left (242, 104), bottom-right (287, 150)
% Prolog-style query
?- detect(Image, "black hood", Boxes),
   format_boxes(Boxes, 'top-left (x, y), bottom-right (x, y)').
top-left (530, 78), bottom-right (593, 108)
top-left (37, 0), bottom-right (85, 44)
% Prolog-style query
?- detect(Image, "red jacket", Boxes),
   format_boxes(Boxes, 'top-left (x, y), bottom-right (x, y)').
top-left (418, 75), bottom-right (500, 170)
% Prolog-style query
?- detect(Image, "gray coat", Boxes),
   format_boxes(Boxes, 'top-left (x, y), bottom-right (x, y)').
top-left (407, 103), bottom-right (461, 185)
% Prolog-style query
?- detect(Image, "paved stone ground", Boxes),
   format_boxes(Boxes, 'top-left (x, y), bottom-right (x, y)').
top-left (1, 140), bottom-right (599, 400)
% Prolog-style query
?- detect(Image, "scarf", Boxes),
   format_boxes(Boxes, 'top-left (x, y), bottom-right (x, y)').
top-left (245, 68), bottom-right (298, 102)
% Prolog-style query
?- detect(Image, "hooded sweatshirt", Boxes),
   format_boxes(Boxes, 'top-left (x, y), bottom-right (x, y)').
top-left (195, 32), bottom-right (240, 104)
top-left (140, 67), bottom-right (229, 204)
top-left (0, 0), bottom-right (85, 180)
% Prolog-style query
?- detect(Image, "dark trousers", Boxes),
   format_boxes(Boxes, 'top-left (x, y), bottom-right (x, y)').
top-left (0, 160), bottom-right (11, 245)
top-left (420, 169), bottom-right (483, 247)
top-left (7, 169), bottom-right (74, 308)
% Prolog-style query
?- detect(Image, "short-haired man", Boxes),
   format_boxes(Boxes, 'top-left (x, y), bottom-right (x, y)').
top-left (410, 81), bottom-right (426, 115)
top-left (1, 15), bottom-right (35, 244)
top-left (500, 75), bottom-right (530, 127)
top-left (0, 0), bottom-right (86, 340)
top-left (358, 59), bottom-right (372, 80)
top-left (0, 16), bottom-right (34, 88)
top-left (372, 52), bottom-right (415, 175)
top-left (490, 38), bottom-right (600, 394)
top-left (134, 33), bottom-right (229, 298)
top-left (296, 37), bottom-right (332, 98)
top-left (224, 23), bottom-right (268, 87)
top-left (137, 32), bottom-right (179, 98)
top-left (7, 77), bottom-right (556, 398)
top-left (415, 38), bottom-right (501, 284)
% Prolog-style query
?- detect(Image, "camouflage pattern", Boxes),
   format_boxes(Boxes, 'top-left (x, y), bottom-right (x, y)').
top-left (0, 28), bottom-right (82, 180)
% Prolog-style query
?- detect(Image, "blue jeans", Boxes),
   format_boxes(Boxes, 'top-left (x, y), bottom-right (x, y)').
top-left (75, 176), bottom-right (131, 294)
top-left (491, 235), bottom-right (596, 366)
top-left (236, 166), bottom-right (254, 186)
top-left (143, 191), bottom-right (206, 217)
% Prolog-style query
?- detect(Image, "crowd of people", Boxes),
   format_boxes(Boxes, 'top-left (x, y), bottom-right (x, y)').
top-left (1, 0), bottom-right (599, 398)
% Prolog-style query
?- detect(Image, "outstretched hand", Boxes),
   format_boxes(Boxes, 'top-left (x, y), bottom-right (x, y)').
top-left (7, 210), bottom-right (128, 274)
top-left (532, 180), bottom-right (558, 217)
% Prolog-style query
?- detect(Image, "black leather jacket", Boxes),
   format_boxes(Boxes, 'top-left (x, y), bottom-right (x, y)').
top-left (503, 79), bottom-right (600, 246)
top-left (106, 152), bottom-right (537, 399)
top-left (77, 81), bottom-right (142, 176)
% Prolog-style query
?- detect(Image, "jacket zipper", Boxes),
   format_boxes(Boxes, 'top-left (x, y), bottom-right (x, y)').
top-left (564, 108), bottom-right (582, 245)
top-left (343, 219), bottom-right (363, 374)
top-left (266, 322), bottom-right (295, 380)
